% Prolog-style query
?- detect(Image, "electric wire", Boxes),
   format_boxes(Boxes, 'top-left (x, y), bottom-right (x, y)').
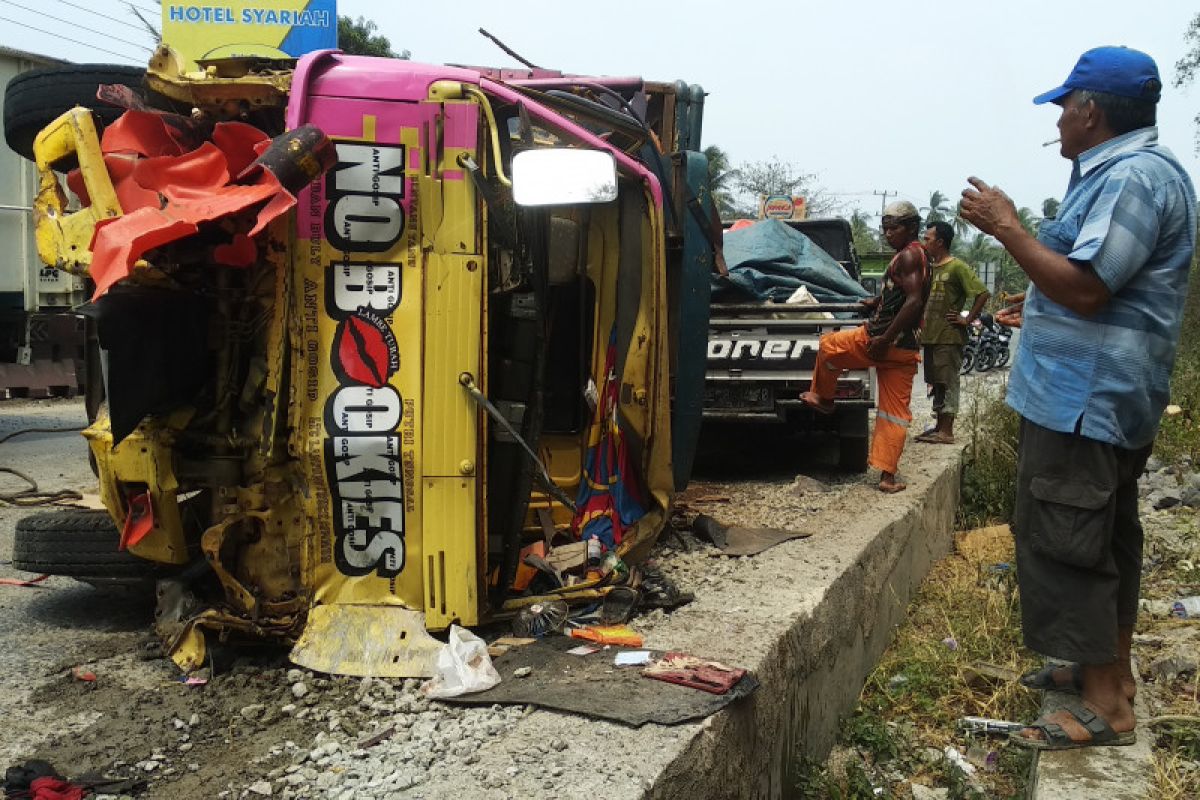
top-left (0, 15), bottom-right (141, 61)
top-left (5, 1), bottom-right (153, 51)
top-left (52, 0), bottom-right (150, 34)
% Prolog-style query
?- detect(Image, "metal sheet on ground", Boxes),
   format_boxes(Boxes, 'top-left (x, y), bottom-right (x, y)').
top-left (438, 637), bottom-right (758, 726)
top-left (718, 525), bottom-right (814, 557)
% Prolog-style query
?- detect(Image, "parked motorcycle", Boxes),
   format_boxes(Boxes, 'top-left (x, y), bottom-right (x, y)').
top-left (959, 317), bottom-right (1011, 375)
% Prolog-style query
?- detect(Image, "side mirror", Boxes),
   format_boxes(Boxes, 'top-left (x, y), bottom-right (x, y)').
top-left (511, 149), bottom-right (617, 206)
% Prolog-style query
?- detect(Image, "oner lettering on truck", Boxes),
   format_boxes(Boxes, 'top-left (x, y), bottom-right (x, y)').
top-left (322, 142), bottom-right (408, 579)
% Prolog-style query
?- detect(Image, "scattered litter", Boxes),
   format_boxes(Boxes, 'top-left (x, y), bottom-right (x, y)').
top-left (0, 574), bottom-right (50, 588)
top-left (178, 676), bottom-right (208, 686)
top-left (513, 666), bottom-right (533, 679)
top-left (941, 637), bottom-right (958, 651)
top-left (568, 625), bottom-right (644, 648)
top-left (357, 726), bottom-right (396, 749)
top-left (1171, 596), bottom-right (1200, 618)
top-left (965, 745), bottom-right (999, 772)
top-left (638, 564), bottom-right (694, 610)
top-left (441, 638), bottom-right (758, 726)
top-left (614, 651), bottom-right (652, 667)
top-left (888, 673), bottom-right (909, 690)
top-left (599, 585), bottom-right (640, 624)
top-left (957, 716), bottom-right (1024, 735)
top-left (422, 625), bottom-right (502, 698)
top-left (512, 601), bottom-right (569, 638)
top-left (942, 746), bottom-right (976, 777)
top-left (71, 667), bottom-right (97, 683)
top-left (642, 653), bottom-right (747, 695)
top-left (962, 661), bottom-right (1020, 688)
top-left (567, 645), bottom-right (601, 656)
top-left (690, 514), bottom-right (813, 557)
top-left (488, 636), bottom-right (537, 659)
top-left (691, 514), bottom-right (728, 549)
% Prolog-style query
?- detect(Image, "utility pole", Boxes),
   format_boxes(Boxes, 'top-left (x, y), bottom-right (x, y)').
top-left (873, 189), bottom-right (897, 219)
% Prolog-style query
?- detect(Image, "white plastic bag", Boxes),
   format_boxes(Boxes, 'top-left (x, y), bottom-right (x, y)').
top-left (420, 625), bottom-right (501, 698)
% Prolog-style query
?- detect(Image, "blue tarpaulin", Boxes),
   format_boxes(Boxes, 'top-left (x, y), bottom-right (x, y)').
top-left (713, 219), bottom-right (871, 304)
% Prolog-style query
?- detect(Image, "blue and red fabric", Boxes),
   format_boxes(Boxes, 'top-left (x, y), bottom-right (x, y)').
top-left (571, 328), bottom-right (647, 549)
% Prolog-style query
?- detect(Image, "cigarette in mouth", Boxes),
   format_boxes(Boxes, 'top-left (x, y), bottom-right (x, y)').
top-left (1042, 138), bottom-right (1061, 147)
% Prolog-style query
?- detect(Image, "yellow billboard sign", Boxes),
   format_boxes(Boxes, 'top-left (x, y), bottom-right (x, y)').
top-left (163, 1), bottom-right (337, 70)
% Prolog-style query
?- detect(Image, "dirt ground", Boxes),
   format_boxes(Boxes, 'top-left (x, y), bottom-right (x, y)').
top-left (0, 380), bottom-right (946, 798)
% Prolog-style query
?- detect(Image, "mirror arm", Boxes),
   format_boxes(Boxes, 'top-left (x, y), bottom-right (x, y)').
top-left (461, 85), bottom-right (512, 187)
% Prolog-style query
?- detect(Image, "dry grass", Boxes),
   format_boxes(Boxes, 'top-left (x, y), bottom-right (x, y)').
top-left (1137, 506), bottom-right (1200, 795)
top-left (803, 528), bottom-right (1040, 798)
top-left (1151, 744), bottom-right (1200, 800)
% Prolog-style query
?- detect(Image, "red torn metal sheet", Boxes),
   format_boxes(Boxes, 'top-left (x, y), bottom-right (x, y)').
top-left (101, 110), bottom-right (189, 158)
top-left (119, 490), bottom-right (155, 550)
top-left (83, 116), bottom-right (299, 299)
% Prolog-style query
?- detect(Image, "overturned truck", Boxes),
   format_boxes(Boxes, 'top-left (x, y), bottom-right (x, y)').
top-left (5, 48), bottom-right (716, 676)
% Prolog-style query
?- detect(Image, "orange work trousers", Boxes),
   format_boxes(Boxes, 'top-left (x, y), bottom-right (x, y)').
top-left (810, 326), bottom-right (920, 475)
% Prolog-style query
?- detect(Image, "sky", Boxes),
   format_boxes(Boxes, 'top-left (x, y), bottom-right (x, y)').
top-left (3, 0), bottom-right (1198, 221)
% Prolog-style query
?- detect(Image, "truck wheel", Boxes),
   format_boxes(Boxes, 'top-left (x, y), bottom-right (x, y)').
top-left (3, 64), bottom-right (145, 162)
top-left (12, 510), bottom-right (165, 585)
top-left (836, 407), bottom-right (870, 472)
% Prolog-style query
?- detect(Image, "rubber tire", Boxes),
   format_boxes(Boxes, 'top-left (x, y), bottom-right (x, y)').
top-left (12, 509), bottom-right (162, 581)
top-left (836, 407), bottom-right (870, 472)
top-left (960, 348), bottom-right (975, 375)
top-left (976, 346), bottom-right (995, 373)
top-left (994, 346), bottom-right (1011, 369)
top-left (3, 64), bottom-right (145, 162)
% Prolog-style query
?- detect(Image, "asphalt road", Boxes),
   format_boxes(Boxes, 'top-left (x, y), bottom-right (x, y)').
top-left (0, 399), bottom-right (155, 764)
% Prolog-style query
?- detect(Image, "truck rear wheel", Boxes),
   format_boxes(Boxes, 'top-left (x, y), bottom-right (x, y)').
top-left (836, 407), bottom-right (870, 472)
top-left (12, 509), bottom-right (166, 586)
top-left (3, 64), bottom-right (145, 162)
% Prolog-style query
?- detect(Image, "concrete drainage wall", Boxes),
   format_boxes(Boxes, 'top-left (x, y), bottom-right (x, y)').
top-left (647, 448), bottom-right (963, 800)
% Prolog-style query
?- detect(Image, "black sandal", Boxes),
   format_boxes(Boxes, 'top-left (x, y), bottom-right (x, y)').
top-left (1010, 704), bottom-right (1136, 751)
top-left (1019, 662), bottom-right (1082, 693)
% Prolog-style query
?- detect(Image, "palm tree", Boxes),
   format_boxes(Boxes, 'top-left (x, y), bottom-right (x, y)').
top-left (703, 145), bottom-right (737, 218)
top-left (1041, 198), bottom-right (1060, 220)
top-left (922, 190), bottom-right (952, 223)
top-left (951, 200), bottom-right (973, 241)
top-left (850, 210), bottom-right (879, 253)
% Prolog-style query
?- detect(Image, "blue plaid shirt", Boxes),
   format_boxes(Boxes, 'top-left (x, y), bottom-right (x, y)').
top-left (1007, 127), bottom-right (1197, 449)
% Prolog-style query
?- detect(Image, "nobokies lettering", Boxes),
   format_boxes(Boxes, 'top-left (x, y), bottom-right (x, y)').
top-left (322, 142), bottom-right (407, 578)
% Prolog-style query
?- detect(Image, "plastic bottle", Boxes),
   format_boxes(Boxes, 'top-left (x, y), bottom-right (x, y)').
top-left (1170, 596), bottom-right (1200, 618)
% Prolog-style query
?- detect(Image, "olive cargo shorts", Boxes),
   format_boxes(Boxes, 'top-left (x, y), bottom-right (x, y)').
top-left (1012, 418), bottom-right (1152, 664)
top-left (922, 343), bottom-right (962, 416)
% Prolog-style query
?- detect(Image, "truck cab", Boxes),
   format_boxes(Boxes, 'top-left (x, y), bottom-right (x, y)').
top-left (8, 49), bottom-right (717, 676)
top-left (704, 218), bottom-right (874, 471)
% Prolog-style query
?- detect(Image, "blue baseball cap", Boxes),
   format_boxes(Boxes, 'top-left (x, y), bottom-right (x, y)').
top-left (1032, 46), bottom-right (1161, 105)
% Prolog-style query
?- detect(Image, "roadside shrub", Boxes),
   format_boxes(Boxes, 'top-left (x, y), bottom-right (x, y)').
top-left (957, 383), bottom-right (1020, 529)
top-left (1155, 252), bottom-right (1200, 465)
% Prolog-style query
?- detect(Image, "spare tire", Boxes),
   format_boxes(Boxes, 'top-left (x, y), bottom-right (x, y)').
top-left (12, 509), bottom-right (164, 583)
top-left (3, 64), bottom-right (145, 161)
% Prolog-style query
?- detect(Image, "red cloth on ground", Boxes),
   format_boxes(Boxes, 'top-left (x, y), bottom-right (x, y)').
top-left (28, 776), bottom-right (85, 800)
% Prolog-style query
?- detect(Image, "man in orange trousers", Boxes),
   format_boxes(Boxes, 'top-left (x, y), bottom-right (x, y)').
top-left (801, 201), bottom-right (930, 492)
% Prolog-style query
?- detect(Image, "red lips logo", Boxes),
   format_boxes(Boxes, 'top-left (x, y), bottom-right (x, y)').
top-left (332, 310), bottom-right (399, 388)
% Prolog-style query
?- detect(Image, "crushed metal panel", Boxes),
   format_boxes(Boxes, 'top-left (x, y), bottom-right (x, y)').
top-left (289, 604), bottom-right (441, 677)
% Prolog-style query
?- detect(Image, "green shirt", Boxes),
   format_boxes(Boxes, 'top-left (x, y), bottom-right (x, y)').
top-left (921, 257), bottom-right (988, 345)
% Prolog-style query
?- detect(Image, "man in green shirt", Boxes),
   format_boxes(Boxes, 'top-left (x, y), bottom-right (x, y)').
top-left (916, 221), bottom-right (990, 443)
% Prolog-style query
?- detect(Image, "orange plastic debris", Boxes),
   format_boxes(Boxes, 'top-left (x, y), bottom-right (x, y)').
top-left (568, 625), bottom-right (644, 647)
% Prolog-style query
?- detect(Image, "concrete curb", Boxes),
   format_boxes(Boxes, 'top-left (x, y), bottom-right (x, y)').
top-left (645, 443), bottom-right (964, 799)
top-left (1029, 679), bottom-right (1153, 799)
top-left (407, 441), bottom-right (965, 799)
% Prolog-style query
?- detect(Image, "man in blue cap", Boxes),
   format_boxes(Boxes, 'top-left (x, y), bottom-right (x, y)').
top-left (961, 46), bottom-right (1196, 751)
